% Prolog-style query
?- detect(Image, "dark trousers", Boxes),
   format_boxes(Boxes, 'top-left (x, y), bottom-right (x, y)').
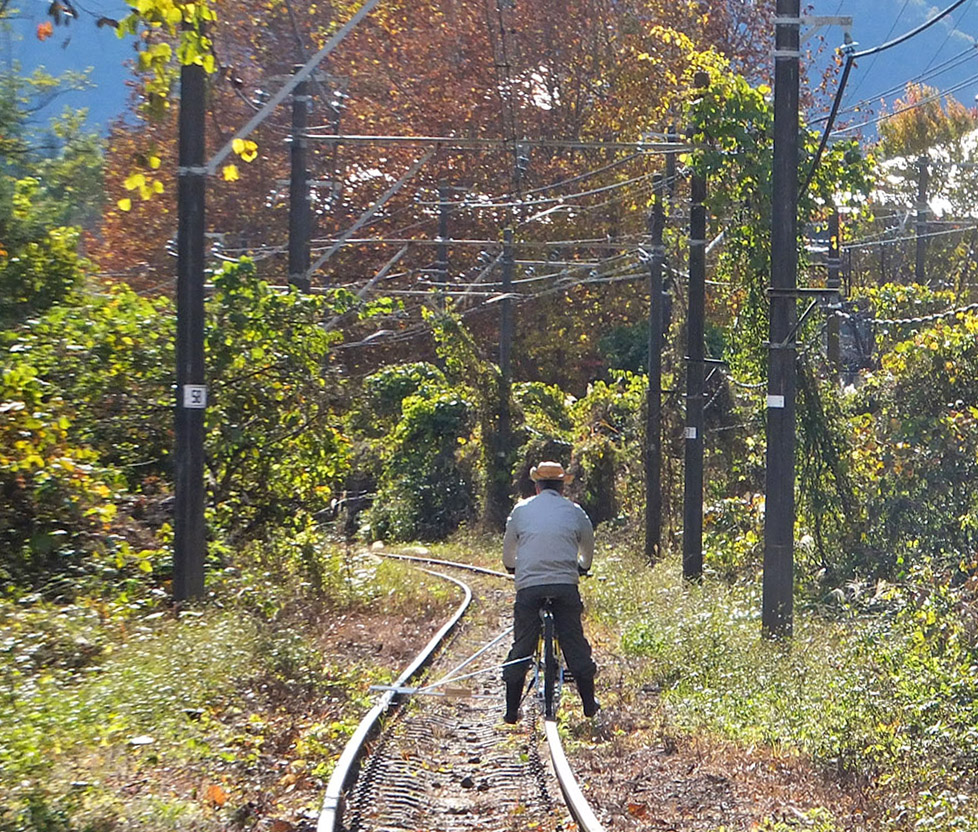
top-left (502, 583), bottom-right (596, 686)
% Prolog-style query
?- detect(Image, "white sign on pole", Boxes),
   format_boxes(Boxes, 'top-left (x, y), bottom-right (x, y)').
top-left (183, 385), bottom-right (208, 409)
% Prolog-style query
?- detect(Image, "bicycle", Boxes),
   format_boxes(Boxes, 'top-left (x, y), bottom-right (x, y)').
top-left (530, 597), bottom-right (565, 721)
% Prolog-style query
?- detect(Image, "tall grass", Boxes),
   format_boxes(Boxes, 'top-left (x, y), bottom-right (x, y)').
top-left (585, 544), bottom-right (978, 830)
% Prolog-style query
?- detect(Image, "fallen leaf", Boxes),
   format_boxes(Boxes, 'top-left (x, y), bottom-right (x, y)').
top-left (205, 783), bottom-right (227, 806)
top-left (627, 802), bottom-right (648, 818)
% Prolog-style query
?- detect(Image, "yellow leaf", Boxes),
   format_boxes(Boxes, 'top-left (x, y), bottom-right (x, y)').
top-left (232, 138), bottom-right (246, 155)
top-left (149, 155), bottom-right (161, 169)
top-left (117, 198), bottom-right (132, 212)
top-left (222, 164), bottom-right (240, 182)
top-left (240, 140), bottom-right (258, 163)
top-left (152, 180), bottom-right (164, 194)
top-left (124, 173), bottom-right (146, 191)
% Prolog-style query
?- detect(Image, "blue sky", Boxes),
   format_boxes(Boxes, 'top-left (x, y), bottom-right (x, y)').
top-left (808, 0), bottom-right (978, 133)
top-left (3, 0), bottom-right (133, 132)
top-left (5, 0), bottom-right (978, 136)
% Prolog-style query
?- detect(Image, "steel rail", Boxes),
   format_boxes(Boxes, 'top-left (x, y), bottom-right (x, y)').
top-left (544, 720), bottom-right (607, 832)
top-left (374, 549), bottom-right (513, 580)
top-left (316, 567), bottom-right (472, 832)
top-left (371, 549), bottom-right (608, 831)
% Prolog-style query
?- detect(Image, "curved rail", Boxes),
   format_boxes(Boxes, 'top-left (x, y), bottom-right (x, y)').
top-left (544, 720), bottom-right (606, 832)
top-left (321, 548), bottom-right (606, 832)
top-left (376, 548), bottom-right (513, 580)
top-left (316, 567), bottom-right (472, 832)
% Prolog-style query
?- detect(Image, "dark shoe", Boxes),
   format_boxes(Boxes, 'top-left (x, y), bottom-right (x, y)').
top-left (577, 676), bottom-right (599, 717)
top-left (503, 679), bottom-right (522, 724)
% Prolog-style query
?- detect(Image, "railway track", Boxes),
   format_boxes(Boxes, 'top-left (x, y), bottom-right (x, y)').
top-left (317, 551), bottom-right (608, 832)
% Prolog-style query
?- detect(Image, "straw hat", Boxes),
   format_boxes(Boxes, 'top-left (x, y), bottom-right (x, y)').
top-left (529, 461), bottom-right (574, 483)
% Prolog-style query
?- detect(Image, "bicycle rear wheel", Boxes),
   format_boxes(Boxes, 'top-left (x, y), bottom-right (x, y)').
top-left (543, 612), bottom-right (557, 720)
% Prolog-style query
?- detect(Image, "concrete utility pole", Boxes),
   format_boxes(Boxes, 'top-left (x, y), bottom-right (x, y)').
top-left (827, 211), bottom-right (841, 374)
top-left (484, 229), bottom-right (515, 531)
top-left (288, 68), bottom-right (311, 292)
top-left (169, 2), bottom-right (381, 603)
top-left (437, 181), bottom-right (450, 309)
top-left (683, 71), bottom-right (709, 582)
top-left (665, 124), bottom-right (678, 198)
top-left (763, 0), bottom-right (800, 637)
top-left (500, 228), bottom-right (514, 381)
top-left (916, 156), bottom-right (929, 285)
top-left (645, 174), bottom-right (666, 563)
top-left (174, 55), bottom-right (207, 602)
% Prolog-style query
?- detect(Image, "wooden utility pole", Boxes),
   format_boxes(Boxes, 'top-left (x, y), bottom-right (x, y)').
top-left (174, 56), bottom-right (207, 602)
top-left (288, 68), bottom-right (311, 292)
top-left (683, 72), bottom-right (709, 582)
top-left (763, 0), bottom-right (800, 637)
top-left (645, 174), bottom-right (666, 563)
top-left (916, 156), bottom-right (929, 285)
top-left (827, 211), bottom-right (841, 373)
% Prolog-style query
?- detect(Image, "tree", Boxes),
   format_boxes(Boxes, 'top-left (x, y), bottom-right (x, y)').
top-left (0, 62), bottom-right (103, 324)
top-left (844, 84), bottom-right (978, 290)
top-left (877, 82), bottom-right (976, 161)
top-left (94, 0), bottom-right (772, 391)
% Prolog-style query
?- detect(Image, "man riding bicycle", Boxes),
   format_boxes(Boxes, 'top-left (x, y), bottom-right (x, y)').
top-left (501, 460), bottom-right (599, 724)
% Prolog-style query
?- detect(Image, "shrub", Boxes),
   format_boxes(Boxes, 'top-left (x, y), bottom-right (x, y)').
top-left (569, 371), bottom-right (647, 524)
top-left (0, 363), bottom-right (123, 587)
top-left (513, 381), bottom-right (573, 439)
top-left (361, 388), bottom-right (474, 541)
top-left (204, 261), bottom-right (351, 541)
top-left (3, 283), bottom-right (174, 484)
top-left (849, 311), bottom-right (978, 575)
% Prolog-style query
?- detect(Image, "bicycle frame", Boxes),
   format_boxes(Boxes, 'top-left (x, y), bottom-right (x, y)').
top-left (531, 598), bottom-right (564, 720)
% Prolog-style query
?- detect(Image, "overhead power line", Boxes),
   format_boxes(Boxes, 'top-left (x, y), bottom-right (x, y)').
top-left (803, 0), bottom-right (971, 196)
top-left (832, 69), bottom-right (978, 135)
top-left (811, 44), bottom-right (978, 126)
top-left (303, 150), bottom-right (435, 281)
top-left (842, 0), bottom-right (912, 102)
top-left (301, 133), bottom-right (692, 153)
top-left (204, 0), bottom-right (382, 176)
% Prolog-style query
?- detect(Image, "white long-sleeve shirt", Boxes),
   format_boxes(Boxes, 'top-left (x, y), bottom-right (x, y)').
top-left (502, 490), bottom-right (594, 590)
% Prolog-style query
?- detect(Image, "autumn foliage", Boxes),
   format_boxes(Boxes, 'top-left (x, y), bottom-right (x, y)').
top-left (95, 0), bottom-right (772, 387)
